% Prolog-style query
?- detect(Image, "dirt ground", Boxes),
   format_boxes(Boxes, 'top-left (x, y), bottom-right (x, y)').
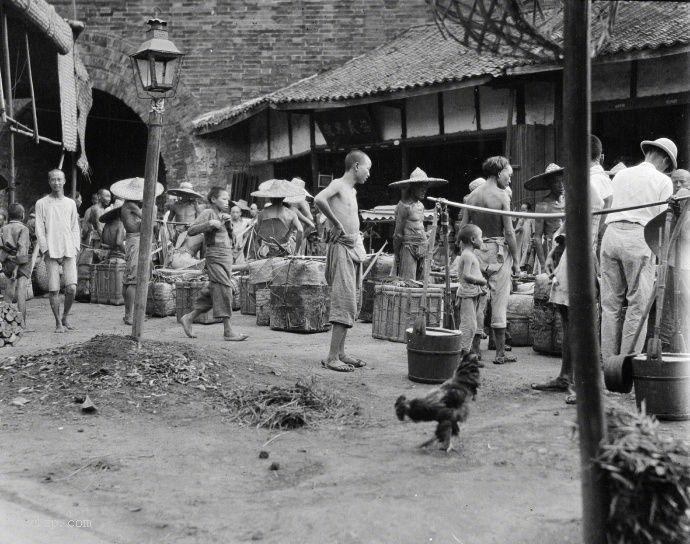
top-left (0, 297), bottom-right (687, 544)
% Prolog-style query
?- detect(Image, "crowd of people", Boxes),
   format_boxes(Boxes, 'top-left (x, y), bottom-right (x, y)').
top-left (0, 136), bottom-right (686, 390)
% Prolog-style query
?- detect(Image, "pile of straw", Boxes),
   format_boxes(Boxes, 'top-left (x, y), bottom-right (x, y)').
top-left (596, 405), bottom-right (690, 543)
top-left (227, 378), bottom-right (359, 430)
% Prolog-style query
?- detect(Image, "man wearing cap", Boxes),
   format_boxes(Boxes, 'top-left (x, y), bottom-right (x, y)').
top-left (99, 200), bottom-right (126, 262)
top-left (286, 177), bottom-right (315, 255)
top-left (111, 177), bottom-right (163, 325)
top-left (390, 167), bottom-right (447, 281)
top-left (460, 156), bottom-right (520, 365)
top-left (252, 180), bottom-right (303, 257)
top-left (315, 149), bottom-right (370, 372)
top-left (35, 169), bottom-right (81, 332)
top-left (600, 137), bottom-right (676, 363)
top-left (525, 163), bottom-right (565, 271)
top-left (167, 182), bottom-right (203, 243)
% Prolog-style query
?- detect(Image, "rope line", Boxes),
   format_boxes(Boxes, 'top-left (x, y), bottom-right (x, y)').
top-left (427, 195), bottom-right (690, 220)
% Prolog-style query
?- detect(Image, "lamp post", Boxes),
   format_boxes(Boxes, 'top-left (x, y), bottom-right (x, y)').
top-left (129, 18), bottom-right (183, 340)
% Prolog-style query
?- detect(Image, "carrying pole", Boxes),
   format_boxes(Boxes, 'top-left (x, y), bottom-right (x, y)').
top-left (1, 5), bottom-right (15, 203)
top-left (563, 2), bottom-right (608, 542)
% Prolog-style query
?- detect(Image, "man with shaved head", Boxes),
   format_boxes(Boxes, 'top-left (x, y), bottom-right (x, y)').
top-left (83, 188), bottom-right (111, 247)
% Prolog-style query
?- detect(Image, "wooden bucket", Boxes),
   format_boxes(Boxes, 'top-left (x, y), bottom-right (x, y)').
top-left (239, 276), bottom-right (255, 315)
top-left (632, 353), bottom-right (690, 421)
top-left (372, 285), bottom-right (443, 343)
top-left (406, 327), bottom-right (463, 384)
top-left (269, 285), bottom-right (331, 333)
top-left (255, 287), bottom-right (271, 326)
top-left (174, 280), bottom-right (222, 324)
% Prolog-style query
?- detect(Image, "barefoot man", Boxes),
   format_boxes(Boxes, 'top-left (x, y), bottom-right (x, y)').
top-left (35, 169), bottom-right (81, 332)
top-left (110, 177), bottom-right (163, 325)
top-left (459, 156), bottom-right (520, 365)
top-left (315, 150), bottom-right (370, 372)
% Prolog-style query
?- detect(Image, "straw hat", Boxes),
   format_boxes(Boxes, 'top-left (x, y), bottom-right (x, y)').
top-left (284, 177), bottom-right (313, 204)
top-left (389, 167), bottom-right (448, 188)
top-left (98, 201), bottom-right (124, 223)
top-left (468, 177), bottom-right (486, 192)
top-left (250, 179), bottom-right (304, 199)
top-left (110, 177), bottom-right (164, 201)
top-left (640, 137), bottom-right (678, 170)
top-left (524, 163), bottom-right (565, 191)
top-left (605, 162), bottom-right (627, 177)
top-left (232, 198), bottom-right (250, 211)
top-left (167, 181), bottom-right (204, 200)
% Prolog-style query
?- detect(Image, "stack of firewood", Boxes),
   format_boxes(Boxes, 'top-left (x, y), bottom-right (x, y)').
top-left (0, 302), bottom-right (23, 346)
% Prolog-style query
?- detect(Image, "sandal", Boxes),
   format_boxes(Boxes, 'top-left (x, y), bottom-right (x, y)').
top-left (322, 359), bottom-right (354, 372)
top-left (339, 355), bottom-right (367, 368)
top-left (493, 355), bottom-right (518, 365)
top-left (565, 393), bottom-right (577, 405)
top-left (531, 377), bottom-right (572, 391)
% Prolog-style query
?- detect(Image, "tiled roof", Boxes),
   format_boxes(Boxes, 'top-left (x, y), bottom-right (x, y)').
top-left (193, 1), bottom-right (690, 133)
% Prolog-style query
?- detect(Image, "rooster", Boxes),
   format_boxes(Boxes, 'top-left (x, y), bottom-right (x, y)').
top-left (395, 352), bottom-right (480, 452)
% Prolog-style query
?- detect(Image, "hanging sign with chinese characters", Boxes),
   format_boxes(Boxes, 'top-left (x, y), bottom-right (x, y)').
top-left (314, 107), bottom-right (380, 147)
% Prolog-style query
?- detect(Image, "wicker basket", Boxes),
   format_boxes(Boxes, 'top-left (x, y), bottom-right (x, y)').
top-left (270, 285), bottom-right (331, 333)
top-left (32, 257), bottom-right (49, 294)
top-left (530, 300), bottom-right (563, 355)
top-left (146, 282), bottom-right (176, 317)
top-left (76, 248), bottom-right (95, 302)
top-left (239, 276), bottom-right (255, 315)
top-left (506, 293), bottom-right (534, 347)
top-left (372, 285), bottom-right (443, 343)
top-left (359, 254), bottom-right (394, 322)
top-left (174, 279), bottom-right (222, 324)
top-left (255, 287), bottom-right (271, 326)
top-left (90, 260), bottom-right (125, 305)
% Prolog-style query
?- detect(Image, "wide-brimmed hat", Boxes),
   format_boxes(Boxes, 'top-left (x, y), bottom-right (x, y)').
top-left (525, 163), bottom-right (565, 191)
top-left (232, 198), bottom-right (250, 211)
top-left (110, 177), bottom-right (164, 201)
top-left (641, 137), bottom-right (678, 170)
top-left (284, 177), bottom-right (313, 204)
top-left (468, 177), bottom-right (486, 192)
top-left (167, 181), bottom-right (204, 200)
top-left (605, 162), bottom-right (627, 177)
top-left (389, 167), bottom-right (448, 188)
top-left (250, 179), bottom-right (304, 200)
top-left (98, 201), bottom-right (124, 223)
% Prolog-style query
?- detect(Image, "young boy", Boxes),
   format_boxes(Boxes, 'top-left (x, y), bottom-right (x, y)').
top-left (0, 203), bottom-right (31, 324)
top-left (454, 224), bottom-right (487, 362)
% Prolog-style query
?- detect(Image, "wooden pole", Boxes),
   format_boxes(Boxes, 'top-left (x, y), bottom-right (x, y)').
top-left (24, 32), bottom-right (39, 144)
top-left (563, 2), bottom-right (608, 542)
top-left (132, 98), bottom-right (164, 340)
top-left (2, 6), bottom-right (15, 203)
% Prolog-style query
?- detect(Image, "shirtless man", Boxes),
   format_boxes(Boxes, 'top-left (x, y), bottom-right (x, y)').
top-left (99, 200), bottom-right (126, 261)
top-left (526, 164), bottom-right (565, 270)
top-left (315, 150), bottom-right (370, 372)
top-left (83, 189), bottom-right (111, 247)
top-left (252, 180), bottom-right (303, 257)
top-left (460, 156), bottom-right (520, 364)
top-left (167, 182), bottom-right (202, 243)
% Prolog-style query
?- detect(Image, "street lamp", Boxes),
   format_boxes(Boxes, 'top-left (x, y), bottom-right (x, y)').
top-left (129, 18), bottom-right (184, 340)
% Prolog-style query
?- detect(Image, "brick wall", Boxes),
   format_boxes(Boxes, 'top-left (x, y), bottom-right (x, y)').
top-left (48, 0), bottom-right (432, 189)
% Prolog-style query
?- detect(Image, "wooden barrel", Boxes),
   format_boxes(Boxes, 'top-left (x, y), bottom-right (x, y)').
top-left (406, 327), bottom-right (463, 384)
top-left (255, 287), bottom-right (271, 326)
top-left (239, 276), bottom-right (256, 315)
top-left (632, 353), bottom-right (690, 421)
top-left (359, 254), bottom-right (394, 322)
top-left (146, 282), bottom-right (176, 317)
top-left (269, 284), bottom-right (331, 333)
top-left (372, 285), bottom-right (443, 343)
top-left (174, 279), bottom-right (222, 324)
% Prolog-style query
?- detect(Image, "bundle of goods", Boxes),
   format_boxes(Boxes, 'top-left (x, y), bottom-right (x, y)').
top-left (239, 275), bottom-right (254, 315)
top-left (269, 258), bottom-right (330, 333)
top-left (76, 248), bottom-right (107, 302)
top-left (359, 253), bottom-right (394, 322)
top-left (247, 258), bottom-right (288, 322)
top-left (255, 287), bottom-right (271, 326)
top-left (230, 274), bottom-right (241, 311)
top-left (372, 281), bottom-right (443, 343)
top-left (32, 255), bottom-right (64, 295)
top-left (174, 272), bottom-right (221, 324)
top-left (530, 273), bottom-right (563, 355)
top-left (487, 287), bottom-right (535, 349)
top-left (89, 260), bottom-right (125, 305)
top-left (0, 302), bottom-right (24, 346)
top-left (145, 269), bottom-right (193, 317)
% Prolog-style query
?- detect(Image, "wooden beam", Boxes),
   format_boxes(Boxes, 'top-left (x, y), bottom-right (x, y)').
top-left (309, 113), bottom-right (318, 188)
top-left (287, 112), bottom-right (293, 156)
top-left (473, 87), bottom-right (482, 131)
top-left (24, 32), bottom-right (39, 145)
top-left (401, 99), bottom-right (408, 177)
top-left (505, 88), bottom-right (515, 160)
top-left (266, 108), bottom-right (271, 161)
top-left (629, 59), bottom-right (638, 99)
top-left (437, 92), bottom-right (445, 135)
top-left (10, 126), bottom-right (62, 147)
top-left (2, 6), bottom-right (15, 203)
top-left (592, 91), bottom-right (690, 112)
top-left (516, 84), bottom-right (526, 125)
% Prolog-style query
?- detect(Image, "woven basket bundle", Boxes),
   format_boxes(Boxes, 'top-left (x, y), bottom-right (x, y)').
top-left (146, 282), bottom-right (176, 317)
